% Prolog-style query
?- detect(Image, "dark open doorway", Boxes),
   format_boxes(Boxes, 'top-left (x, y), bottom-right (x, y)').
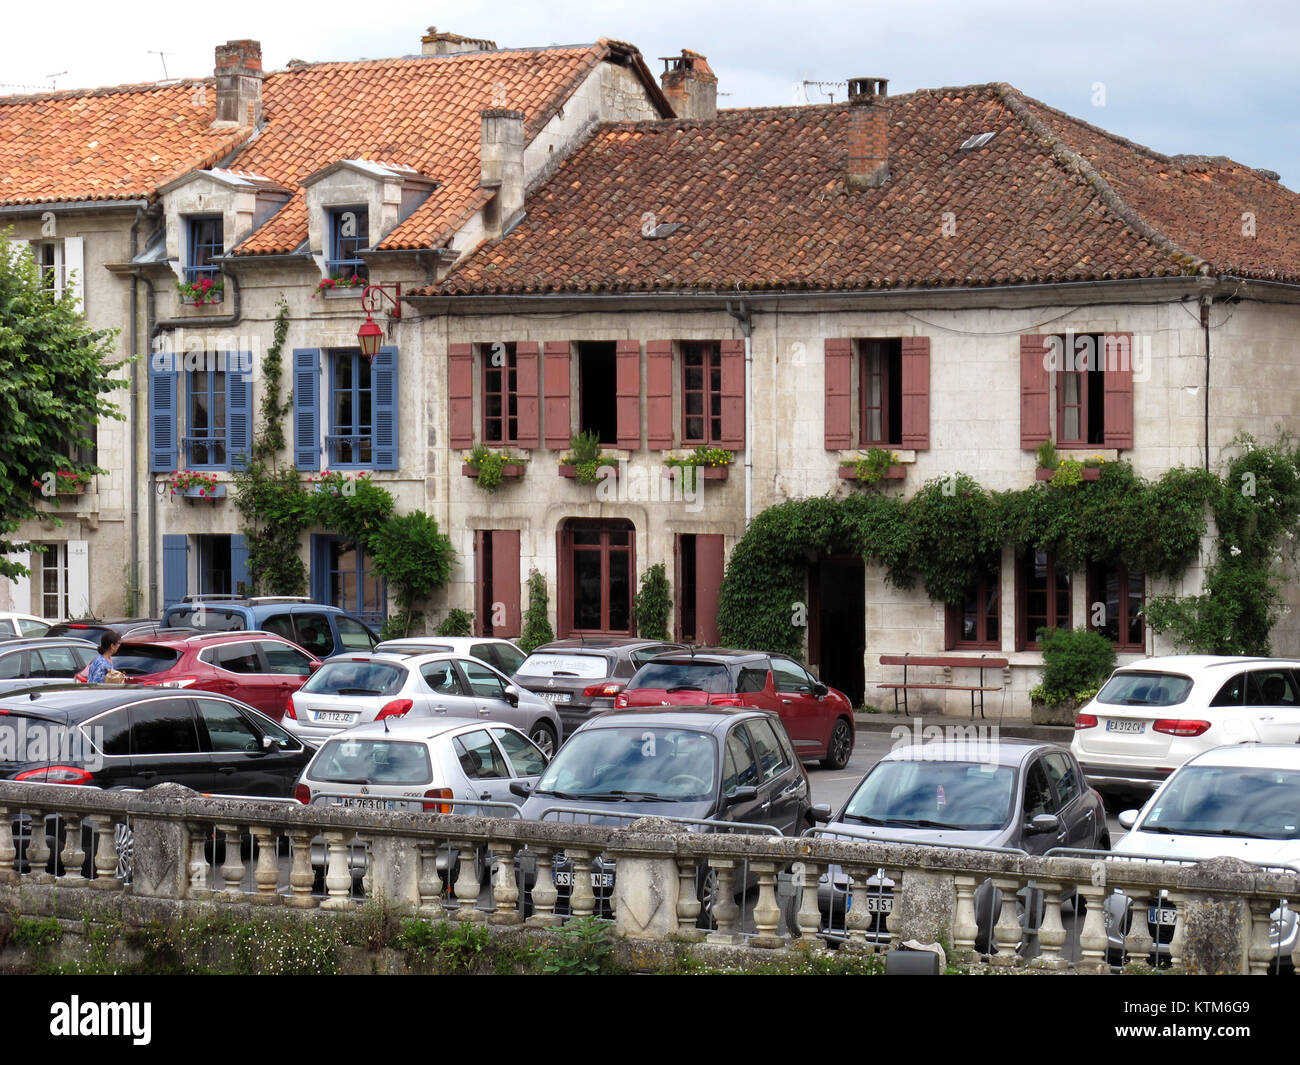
top-left (809, 556), bottom-right (865, 707)
top-left (578, 341), bottom-right (618, 444)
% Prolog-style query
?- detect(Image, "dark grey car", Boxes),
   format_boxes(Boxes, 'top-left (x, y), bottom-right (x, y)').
top-left (813, 739), bottom-right (1108, 949)
top-left (0, 637), bottom-right (99, 679)
top-left (511, 638), bottom-right (685, 739)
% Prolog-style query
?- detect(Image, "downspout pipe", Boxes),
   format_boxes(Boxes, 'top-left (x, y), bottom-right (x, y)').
top-left (127, 207), bottom-right (146, 615)
top-left (726, 299), bottom-right (753, 527)
top-left (1201, 296), bottom-right (1211, 472)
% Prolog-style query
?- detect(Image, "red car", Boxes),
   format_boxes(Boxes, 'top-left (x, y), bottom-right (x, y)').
top-left (614, 649), bottom-right (855, 769)
top-left (75, 631), bottom-right (321, 721)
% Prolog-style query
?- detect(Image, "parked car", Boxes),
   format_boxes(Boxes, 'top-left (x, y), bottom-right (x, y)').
top-left (810, 739), bottom-right (1108, 948)
top-left (515, 708), bottom-right (822, 919)
top-left (615, 648), bottom-right (855, 769)
top-left (373, 636), bottom-right (527, 677)
top-left (282, 652), bottom-right (562, 756)
top-left (160, 597), bottom-right (379, 659)
top-left (1070, 655), bottom-right (1300, 800)
top-left (0, 612), bottom-right (51, 638)
top-left (73, 631), bottom-right (322, 721)
top-left (512, 638), bottom-right (685, 740)
top-left (0, 637), bottom-right (98, 679)
top-left (46, 618), bottom-right (178, 646)
top-left (1105, 744), bottom-right (1300, 969)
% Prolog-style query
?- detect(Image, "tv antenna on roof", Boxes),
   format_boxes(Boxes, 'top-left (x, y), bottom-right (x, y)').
top-left (148, 50), bottom-right (172, 80)
top-left (46, 71), bottom-right (67, 91)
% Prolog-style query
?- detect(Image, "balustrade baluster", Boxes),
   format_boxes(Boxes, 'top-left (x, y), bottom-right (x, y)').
top-left (25, 808), bottom-right (52, 883)
top-left (794, 860), bottom-right (826, 947)
top-left (1030, 882), bottom-right (1068, 970)
top-left (705, 858), bottom-right (741, 946)
top-left (90, 816), bottom-right (118, 886)
top-left (1077, 884), bottom-right (1109, 973)
top-left (566, 849), bottom-right (597, 921)
top-left (1167, 892), bottom-right (1187, 971)
top-left (0, 804), bottom-right (16, 883)
top-left (216, 824), bottom-right (245, 899)
top-left (452, 841), bottom-right (484, 921)
top-left (989, 876), bottom-right (1023, 966)
top-left (286, 830), bottom-right (315, 908)
top-left (251, 827), bottom-right (278, 901)
top-left (489, 842), bottom-right (521, 925)
top-left (416, 842), bottom-right (441, 915)
top-left (58, 813), bottom-right (85, 884)
top-left (527, 848), bottom-right (563, 929)
top-left (321, 830), bottom-right (353, 911)
top-left (749, 861), bottom-right (783, 948)
top-left (1122, 890), bottom-right (1155, 969)
top-left (1248, 896), bottom-right (1277, 976)
top-left (952, 876), bottom-right (979, 960)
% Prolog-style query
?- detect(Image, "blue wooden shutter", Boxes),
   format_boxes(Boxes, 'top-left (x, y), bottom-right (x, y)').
top-left (162, 535), bottom-right (188, 610)
top-left (309, 535), bottom-right (332, 604)
top-left (372, 346), bottom-right (398, 470)
top-left (227, 353), bottom-right (253, 469)
top-left (230, 534), bottom-right (250, 596)
top-left (293, 348), bottom-right (321, 470)
top-left (149, 356), bottom-right (178, 472)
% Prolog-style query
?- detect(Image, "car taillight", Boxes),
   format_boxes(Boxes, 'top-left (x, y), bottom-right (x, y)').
top-left (423, 787), bottom-right (453, 813)
top-left (377, 699), bottom-right (413, 721)
top-left (614, 693), bottom-right (629, 708)
top-left (285, 694), bottom-right (298, 720)
top-left (15, 766), bottom-right (94, 785)
top-left (1153, 719), bottom-right (1211, 737)
top-left (1074, 714), bottom-right (1098, 730)
top-left (293, 783), bottom-right (311, 804)
top-left (709, 695), bottom-right (744, 707)
top-left (582, 682), bottom-right (624, 698)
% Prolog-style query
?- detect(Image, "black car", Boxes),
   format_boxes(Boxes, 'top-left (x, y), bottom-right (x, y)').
top-left (512, 638), bottom-right (685, 739)
top-left (0, 637), bottom-right (99, 679)
top-left (45, 618), bottom-right (180, 647)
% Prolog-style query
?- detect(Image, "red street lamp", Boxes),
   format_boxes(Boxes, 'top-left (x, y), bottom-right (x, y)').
top-left (356, 283), bottom-right (401, 362)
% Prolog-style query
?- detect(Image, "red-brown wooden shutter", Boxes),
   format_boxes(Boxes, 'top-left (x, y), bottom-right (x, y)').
top-left (900, 336), bottom-right (931, 450)
top-left (646, 341), bottom-right (674, 450)
top-left (556, 527), bottom-right (572, 637)
top-left (615, 340), bottom-right (641, 450)
top-left (1103, 332), bottom-right (1134, 449)
top-left (718, 339), bottom-right (745, 450)
top-left (491, 530), bottom-right (521, 637)
top-left (1020, 334), bottom-right (1051, 450)
top-left (543, 341), bottom-right (572, 450)
top-left (515, 342), bottom-right (540, 448)
top-left (473, 530), bottom-right (486, 634)
top-left (694, 533), bottom-right (725, 645)
top-left (824, 338), bottom-right (853, 450)
top-left (449, 343), bottom-right (474, 450)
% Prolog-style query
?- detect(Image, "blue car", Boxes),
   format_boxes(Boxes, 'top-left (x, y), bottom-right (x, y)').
top-left (161, 596), bottom-right (379, 660)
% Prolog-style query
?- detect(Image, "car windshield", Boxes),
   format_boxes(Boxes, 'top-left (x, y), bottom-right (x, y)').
top-left (299, 660), bottom-right (406, 696)
top-left (843, 759), bottom-right (1015, 831)
top-left (113, 646), bottom-right (182, 676)
top-left (535, 727), bottom-right (717, 802)
top-left (517, 653), bottom-right (610, 679)
top-left (1096, 672), bottom-right (1193, 707)
top-left (627, 662), bottom-right (732, 694)
top-left (310, 738), bottom-right (433, 785)
top-left (165, 606), bottom-right (244, 632)
top-left (1138, 765), bottom-right (1300, 840)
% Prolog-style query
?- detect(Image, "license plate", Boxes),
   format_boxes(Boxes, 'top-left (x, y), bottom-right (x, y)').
top-left (542, 692), bottom-right (571, 704)
top-left (334, 797), bottom-right (395, 811)
top-left (554, 870), bottom-right (613, 888)
top-left (846, 893), bottom-right (892, 913)
top-left (1149, 905), bottom-right (1177, 926)
top-left (315, 711), bottom-right (355, 724)
top-left (1106, 720), bottom-right (1145, 733)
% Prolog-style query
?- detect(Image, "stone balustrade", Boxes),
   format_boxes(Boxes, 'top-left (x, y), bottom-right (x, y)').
top-left (2, 780), bottom-right (1296, 974)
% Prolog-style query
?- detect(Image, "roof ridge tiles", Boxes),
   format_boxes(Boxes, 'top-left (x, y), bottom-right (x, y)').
top-left (0, 78), bottom-right (213, 107)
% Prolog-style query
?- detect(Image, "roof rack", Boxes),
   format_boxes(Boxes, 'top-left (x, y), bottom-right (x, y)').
top-left (178, 594), bottom-right (245, 603)
top-left (246, 596), bottom-right (315, 604)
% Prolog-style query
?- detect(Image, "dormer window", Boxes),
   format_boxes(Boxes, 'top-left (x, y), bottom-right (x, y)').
top-left (187, 216), bottom-right (224, 284)
top-left (328, 206), bottom-right (369, 282)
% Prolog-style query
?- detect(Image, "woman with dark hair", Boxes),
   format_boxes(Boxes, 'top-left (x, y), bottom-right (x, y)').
top-left (87, 633), bottom-right (121, 684)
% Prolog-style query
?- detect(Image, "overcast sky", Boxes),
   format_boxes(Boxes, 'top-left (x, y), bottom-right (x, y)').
top-left (7, 0), bottom-right (1298, 187)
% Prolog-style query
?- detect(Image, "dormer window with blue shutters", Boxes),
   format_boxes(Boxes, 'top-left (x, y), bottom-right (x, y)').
top-left (291, 347), bottom-right (397, 471)
top-left (327, 206), bottom-right (369, 283)
top-left (148, 352), bottom-right (252, 473)
top-left (186, 216), bottom-right (223, 287)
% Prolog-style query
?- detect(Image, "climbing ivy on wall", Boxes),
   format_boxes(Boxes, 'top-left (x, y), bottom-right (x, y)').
top-left (717, 461), bottom-right (1223, 658)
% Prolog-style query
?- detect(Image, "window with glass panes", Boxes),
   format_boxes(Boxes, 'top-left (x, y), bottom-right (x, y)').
top-left (328, 206), bottom-right (369, 281)
top-left (327, 539), bottom-right (385, 623)
top-left (329, 351), bottom-right (372, 466)
top-left (186, 216), bottom-right (223, 284)
top-left (859, 338), bottom-right (902, 446)
top-left (1088, 561), bottom-right (1144, 651)
top-left (186, 363), bottom-right (227, 467)
top-left (1054, 333), bottom-right (1106, 446)
top-left (1018, 550), bottom-right (1071, 650)
top-left (948, 564), bottom-right (1001, 650)
top-left (681, 341), bottom-right (722, 444)
top-left (482, 342), bottom-right (518, 444)
top-left (36, 543), bottom-right (68, 620)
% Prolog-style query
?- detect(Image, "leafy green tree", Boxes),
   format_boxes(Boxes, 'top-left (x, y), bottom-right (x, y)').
top-left (633, 562), bottom-right (672, 640)
top-left (0, 234), bottom-right (126, 578)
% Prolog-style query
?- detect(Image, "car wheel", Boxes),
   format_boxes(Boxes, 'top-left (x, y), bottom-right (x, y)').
top-left (696, 866), bottom-right (719, 930)
top-left (820, 718), bottom-right (853, 770)
top-left (528, 722), bottom-right (558, 760)
top-left (114, 822), bottom-right (134, 882)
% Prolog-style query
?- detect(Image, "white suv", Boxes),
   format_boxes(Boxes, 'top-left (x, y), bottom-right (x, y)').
top-left (1070, 655), bottom-right (1300, 795)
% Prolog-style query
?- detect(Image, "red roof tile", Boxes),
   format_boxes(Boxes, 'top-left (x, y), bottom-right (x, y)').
top-left (427, 83), bottom-right (1300, 295)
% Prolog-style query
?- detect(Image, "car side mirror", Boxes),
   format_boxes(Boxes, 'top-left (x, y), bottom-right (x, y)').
top-left (261, 735), bottom-right (277, 751)
top-left (725, 785), bottom-right (759, 807)
top-left (307, 661), bottom-right (321, 673)
top-left (509, 780), bottom-right (532, 798)
top-left (1025, 813), bottom-right (1061, 835)
top-left (813, 682), bottom-right (829, 698)
top-left (503, 684), bottom-right (520, 707)
top-left (1118, 809), bottom-right (1139, 829)
top-left (811, 803), bottom-right (832, 823)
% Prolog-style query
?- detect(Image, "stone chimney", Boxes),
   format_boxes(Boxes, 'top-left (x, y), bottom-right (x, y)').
top-left (846, 77), bottom-right (890, 189)
top-left (480, 109), bottom-right (525, 240)
top-left (422, 27), bottom-right (497, 55)
top-left (213, 40), bottom-right (263, 126)
top-left (660, 50), bottom-right (717, 122)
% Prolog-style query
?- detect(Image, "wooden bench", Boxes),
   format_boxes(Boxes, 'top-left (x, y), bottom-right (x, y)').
top-left (877, 654), bottom-right (1009, 719)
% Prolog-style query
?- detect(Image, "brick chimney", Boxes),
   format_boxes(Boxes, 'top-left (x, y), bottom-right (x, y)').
top-left (660, 50), bottom-right (717, 122)
top-left (213, 40), bottom-right (263, 127)
top-left (846, 77), bottom-right (889, 189)
top-left (422, 27), bottom-right (497, 55)
top-left (480, 109), bottom-right (525, 240)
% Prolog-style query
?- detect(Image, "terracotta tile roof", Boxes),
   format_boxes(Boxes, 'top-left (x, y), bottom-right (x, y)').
top-left (0, 82), bottom-right (251, 205)
top-left (427, 83), bottom-right (1300, 295)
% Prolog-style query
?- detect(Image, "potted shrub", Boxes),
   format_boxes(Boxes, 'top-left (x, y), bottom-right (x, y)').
top-left (664, 446), bottom-right (733, 490)
top-left (838, 447), bottom-right (905, 485)
top-left (558, 430), bottom-right (619, 484)
top-left (1029, 627), bottom-right (1117, 725)
top-left (313, 274), bottom-right (368, 298)
top-left (1034, 440), bottom-right (1102, 484)
top-left (169, 469), bottom-right (224, 500)
top-left (462, 443), bottom-right (526, 490)
top-left (31, 469), bottom-right (92, 497)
